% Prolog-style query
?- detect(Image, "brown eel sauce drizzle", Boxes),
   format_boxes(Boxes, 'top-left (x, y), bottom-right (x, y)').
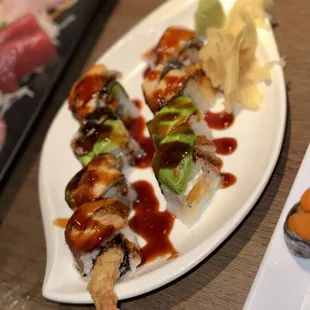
top-left (125, 115), bottom-right (155, 169)
top-left (220, 173), bottom-right (237, 188)
top-left (74, 121), bottom-right (113, 153)
top-left (216, 155), bottom-right (237, 189)
top-left (53, 218), bottom-right (69, 229)
top-left (129, 181), bottom-right (177, 264)
top-left (205, 111), bottom-right (237, 188)
top-left (152, 141), bottom-right (190, 176)
top-left (205, 112), bottom-right (234, 130)
top-left (132, 99), bottom-right (143, 110)
top-left (143, 66), bottom-right (152, 79)
top-left (213, 138), bottom-right (237, 155)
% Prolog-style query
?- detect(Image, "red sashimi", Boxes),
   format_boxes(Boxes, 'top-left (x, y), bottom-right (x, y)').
top-left (1, 0), bottom-right (65, 23)
top-left (0, 13), bottom-right (42, 45)
top-left (0, 30), bottom-right (57, 93)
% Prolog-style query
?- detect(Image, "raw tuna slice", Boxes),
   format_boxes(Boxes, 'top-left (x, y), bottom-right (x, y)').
top-left (0, 13), bottom-right (41, 45)
top-left (0, 30), bottom-right (57, 93)
top-left (1, 0), bottom-right (65, 23)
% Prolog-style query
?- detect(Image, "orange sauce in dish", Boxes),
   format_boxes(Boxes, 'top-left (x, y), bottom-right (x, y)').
top-left (287, 188), bottom-right (310, 240)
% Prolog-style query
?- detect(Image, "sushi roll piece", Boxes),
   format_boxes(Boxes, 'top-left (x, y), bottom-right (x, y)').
top-left (65, 198), bottom-right (142, 309)
top-left (65, 154), bottom-right (130, 210)
top-left (142, 60), bottom-right (216, 115)
top-left (146, 26), bottom-right (203, 68)
top-left (68, 64), bottom-right (139, 123)
top-left (147, 96), bottom-right (222, 227)
top-left (284, 188), bottom-right (310, 258)
top-left (65, 66), bottom-right (146, 309)
top-left (71, 106), bottom-right (145, 166)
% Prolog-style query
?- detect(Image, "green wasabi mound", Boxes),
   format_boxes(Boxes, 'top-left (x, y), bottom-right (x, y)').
top-left (194, 0), bottom-right (225, 37)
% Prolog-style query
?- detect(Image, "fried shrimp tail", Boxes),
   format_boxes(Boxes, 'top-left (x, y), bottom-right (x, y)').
top-left (87, 246), bottom-right (123, 310)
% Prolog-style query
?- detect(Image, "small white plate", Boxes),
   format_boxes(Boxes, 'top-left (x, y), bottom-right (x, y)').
top-left (244, 144), bottom-right (310, 310)
top-left (38, 0), bottom-right (286, 304)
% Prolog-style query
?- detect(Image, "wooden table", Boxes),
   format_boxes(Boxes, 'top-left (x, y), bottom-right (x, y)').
top-left (0, 0), bottom-right (309, 309)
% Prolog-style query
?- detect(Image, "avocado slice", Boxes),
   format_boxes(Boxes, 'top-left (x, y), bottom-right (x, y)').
top-left (79, 119), bottom-right (128, 165)
top-left (153, 126), bottom-right (196, 194)
top-left (110, 83), bottom-right (123, 96)
top-left (65, 168), bottom-right (85, 210)
top-left (148, 96), bottom-right (198, 144)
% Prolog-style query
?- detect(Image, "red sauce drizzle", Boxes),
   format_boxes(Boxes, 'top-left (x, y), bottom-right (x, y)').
top-left (65, 199), bottom-right (129, 256)
top-left (220, 173), bottom-right (237, 188)
top-left (125, 116), bottom-right (155, 168)
top-left (146, 69), bottom-right (161, 81)
top-left (73, 75), bottom-right (107, 108)
top-left (53, 218), bottom-right (69, 229)
top-left (205, 112), bottom-right (234, 130)
top-left (132, 99), bottom-right (143, 110)
top-left (129, 181), bottom-right (177, 264)
top-left (215, 157), bottom-right (237, 189)
top-left (213, 138), bottom-right (237, 155)
top-left (149, 75), bottom-right (186, 113)
top-left (156, 27), bottom-right (196, 64)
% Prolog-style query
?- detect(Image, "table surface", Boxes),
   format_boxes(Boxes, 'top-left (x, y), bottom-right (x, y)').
top-left (0, 0), bottom-right (309, 309)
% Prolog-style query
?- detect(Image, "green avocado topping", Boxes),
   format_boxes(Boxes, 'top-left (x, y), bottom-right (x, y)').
top-left (153, 126), bottom-right (196, 194)
top-left (80, 154), bottom-right (93, 166)
top-left (79, 119), bottom-right (127, 166)
top-left (111, 83), bottom-right (123, 95)
top-left (65, 185), bottom-right (76, 209)
top-left (64, 168), bottom-right (85, 210)
top-left (148, 96), bottom-right (198, 145)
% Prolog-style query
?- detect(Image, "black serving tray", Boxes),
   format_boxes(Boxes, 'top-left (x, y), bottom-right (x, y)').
top-left (0, 0), bottom-right (116, 183)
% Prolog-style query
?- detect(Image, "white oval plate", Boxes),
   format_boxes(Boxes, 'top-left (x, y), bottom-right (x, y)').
top-left (38, 0), bottom-right (286, 304)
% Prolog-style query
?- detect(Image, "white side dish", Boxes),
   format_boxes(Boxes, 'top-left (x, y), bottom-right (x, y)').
top-left (244, 144), bottom-right (310, 310)
top-left (38, 0), bottom-right (286, 303)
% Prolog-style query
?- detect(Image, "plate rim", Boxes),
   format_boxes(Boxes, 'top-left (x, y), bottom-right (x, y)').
top-left (38, 0), bottom-right (287, 303)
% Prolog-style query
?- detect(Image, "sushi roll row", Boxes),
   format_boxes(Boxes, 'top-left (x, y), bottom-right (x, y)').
top-left (142, 27), bottom-right (222, 227)
top-left (64, 65), bottom-right (144, 309)
top-left (143, 26), bottom-right (216, 114)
